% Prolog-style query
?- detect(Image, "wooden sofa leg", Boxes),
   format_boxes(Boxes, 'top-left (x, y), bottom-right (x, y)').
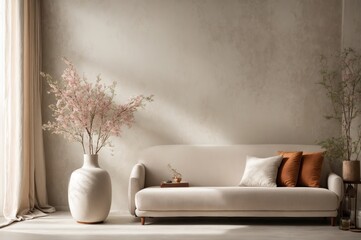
top-left (330, 217), bottom-right (336, 226)
top-left (141, 217), bottom-right (145, 225)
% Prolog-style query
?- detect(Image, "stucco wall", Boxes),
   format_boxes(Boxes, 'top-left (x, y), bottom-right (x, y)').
top-left (41, 0), bottom-right (342, 211)
top-left (342, 0), bottom-right (361, 207)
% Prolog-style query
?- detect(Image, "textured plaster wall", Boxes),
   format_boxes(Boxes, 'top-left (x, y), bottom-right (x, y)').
top-left (343, 0), bottom-right (361, 51)
top-left (41, 0), bottom-right (342, 211)
top-left (342, 0), bottom-right (361, 207)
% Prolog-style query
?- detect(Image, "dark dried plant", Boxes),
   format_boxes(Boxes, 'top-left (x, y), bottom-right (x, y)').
top-left (319, 48), bottom-right (361, 161)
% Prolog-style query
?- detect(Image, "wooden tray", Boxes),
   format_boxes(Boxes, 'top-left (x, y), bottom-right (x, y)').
top-left (160, 182), bottom-right (189, 188)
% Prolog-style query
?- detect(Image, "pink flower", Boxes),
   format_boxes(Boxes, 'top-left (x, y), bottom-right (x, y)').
top-left (42, 58), bottom-right (154, 154)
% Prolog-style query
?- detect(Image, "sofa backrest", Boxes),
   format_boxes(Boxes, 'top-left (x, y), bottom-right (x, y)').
top-left (138, 144), bottom-right (330, 188)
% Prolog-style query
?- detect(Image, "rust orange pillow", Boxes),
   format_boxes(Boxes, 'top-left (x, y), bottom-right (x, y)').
top-left (277, 151), bottom-right (303, 187)
top-left (297, 152), bottom-right (324, 187)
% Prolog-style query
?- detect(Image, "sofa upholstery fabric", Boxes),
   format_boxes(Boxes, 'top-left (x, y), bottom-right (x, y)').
top-left (136, 186), bottom-right (338, 212)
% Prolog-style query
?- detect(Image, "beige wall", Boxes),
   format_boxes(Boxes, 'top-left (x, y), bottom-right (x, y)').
top-left (41, 0), bottom-right (343, 211)
top-left (342, 0), bottom-right (361, 51)
top-left (342, 0), bottom-right (361, 207)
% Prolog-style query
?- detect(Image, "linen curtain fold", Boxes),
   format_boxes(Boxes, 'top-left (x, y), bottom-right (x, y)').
top-left (1, 0), bottom-right (55, 228)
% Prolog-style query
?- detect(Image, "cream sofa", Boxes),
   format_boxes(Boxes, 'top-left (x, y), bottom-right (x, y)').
top-left (128, 145), bottom-right (343, 225)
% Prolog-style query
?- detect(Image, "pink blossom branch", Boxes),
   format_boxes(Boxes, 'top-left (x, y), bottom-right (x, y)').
top-left (42, 58), bottom-right (153, 155)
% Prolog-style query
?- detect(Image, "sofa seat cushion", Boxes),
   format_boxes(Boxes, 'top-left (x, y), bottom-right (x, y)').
top-left (135, 187), bottom-right (338, 212)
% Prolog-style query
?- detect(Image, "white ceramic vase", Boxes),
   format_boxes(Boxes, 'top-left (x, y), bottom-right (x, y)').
top-left (68, 154), bottom-right (112, 223)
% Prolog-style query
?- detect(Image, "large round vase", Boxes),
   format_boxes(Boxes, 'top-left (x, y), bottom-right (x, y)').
top-left (68, 154), bottom-right (112, 223)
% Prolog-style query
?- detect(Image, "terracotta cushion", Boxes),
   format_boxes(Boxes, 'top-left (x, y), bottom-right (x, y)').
top-left (277, 151), bottom-right (303, 187)
top-left (297, 152), bottom-right (324, 187)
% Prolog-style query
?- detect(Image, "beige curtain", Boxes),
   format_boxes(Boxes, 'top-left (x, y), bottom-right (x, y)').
top-left (1, 0), bottom-right (55, 227)
top-left (0, 0), bottom-right (5, 217)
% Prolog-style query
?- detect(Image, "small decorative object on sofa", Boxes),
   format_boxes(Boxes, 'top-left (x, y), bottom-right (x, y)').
top-left (42, 58), bottom-right (153, 223)
top-left (161, 181), bottom-right (189, 188)
top-left (167, 164), bottom-right (182, 183)
top-left (129, 145), bottom-right (343, 225)
top-left (318, 48), bottom-right (361, 181)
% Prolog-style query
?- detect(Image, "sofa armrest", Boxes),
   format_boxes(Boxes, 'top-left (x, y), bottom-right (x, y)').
top-left (327, 172), bottom-right (344, 204)
top-left (128, 163), bottom-right (145, 216)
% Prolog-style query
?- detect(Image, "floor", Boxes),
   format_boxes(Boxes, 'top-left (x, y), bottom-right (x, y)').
top-left (0, 211), bottom-right (360, 240)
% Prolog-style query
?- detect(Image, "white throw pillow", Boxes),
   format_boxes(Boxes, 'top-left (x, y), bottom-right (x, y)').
top-left (239, 155), bottom-right (283, 187)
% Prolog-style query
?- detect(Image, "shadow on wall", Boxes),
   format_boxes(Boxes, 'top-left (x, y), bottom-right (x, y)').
top-left (40, 0), bottom-right (343, 211)
top-left (42, 0), bottom-right (341, 145)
